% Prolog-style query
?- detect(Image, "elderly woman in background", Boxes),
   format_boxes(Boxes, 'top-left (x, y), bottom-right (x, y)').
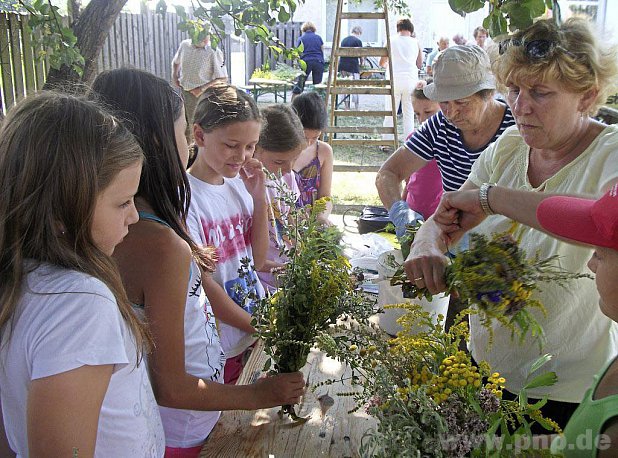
top-left (376, 45), bottom-right (515, 236)
top-left (403, 18), bottom-right (618, 431)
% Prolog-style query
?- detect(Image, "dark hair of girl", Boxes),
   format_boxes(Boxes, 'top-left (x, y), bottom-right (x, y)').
top-left (258, 104), bottom-right (306, 152)
top-left (0, 92), bottom-right (149, 358)
top-left (90, 68), bottom-right (216, 272)
top-left (291, 92), bottom-right (327, 131)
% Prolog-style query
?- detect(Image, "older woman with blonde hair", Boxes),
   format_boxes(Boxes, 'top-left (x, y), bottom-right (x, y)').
top-left (403, 18), bottom-right (618, 431)
top-left (292, 21), bottom-right (324, 99)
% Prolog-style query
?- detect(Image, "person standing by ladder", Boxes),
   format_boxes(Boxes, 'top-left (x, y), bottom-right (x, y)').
top-left (379, 18), bottom-right (422, 148)
top-left (338, 26), bottom-right (363, 110)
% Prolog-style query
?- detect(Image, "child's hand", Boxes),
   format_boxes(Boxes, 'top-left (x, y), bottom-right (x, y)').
top-left (239, 158), bottom-right (266, 198)
top-left (252, 371), bottom-right (305, 408)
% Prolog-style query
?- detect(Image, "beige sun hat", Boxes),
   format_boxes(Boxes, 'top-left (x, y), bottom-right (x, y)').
top-left (423, 45), bottom-right (496, 102)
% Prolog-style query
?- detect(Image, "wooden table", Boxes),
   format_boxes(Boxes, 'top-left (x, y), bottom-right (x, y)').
top-left (245, 78), bottom-right (292, 103)
top-left (200, 340), bottom-right (377, 457)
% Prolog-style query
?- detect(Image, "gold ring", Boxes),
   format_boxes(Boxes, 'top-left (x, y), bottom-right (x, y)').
top-left (414, 277), bottom-right (424, 282)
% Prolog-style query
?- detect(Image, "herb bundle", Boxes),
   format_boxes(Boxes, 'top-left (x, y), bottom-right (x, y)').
top-left (389, 227), bottom-right (591, 344)
top-left (241, 184), bottom-right (374, 421)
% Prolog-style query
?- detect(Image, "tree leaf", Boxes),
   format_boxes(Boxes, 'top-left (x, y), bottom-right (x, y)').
top-left (523, 0), bottom-right (548, 18)
top-left (278, 9), bottom-right (290, 22)
top-left (448, 0), bottom-right (485, 16)
top-left (173, 5), bottom-right (187, 20)
top-left (483, 10), bottom-right (508, 37)
top-left (155, 0), bottom-right (167, 16)
top-left (506, 4), bottom-right (534, 33)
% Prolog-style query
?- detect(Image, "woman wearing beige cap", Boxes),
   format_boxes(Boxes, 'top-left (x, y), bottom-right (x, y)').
top-left (376, 44), bottom-right (515, 237)
top-left (402, 18), bottom-right (618, 431)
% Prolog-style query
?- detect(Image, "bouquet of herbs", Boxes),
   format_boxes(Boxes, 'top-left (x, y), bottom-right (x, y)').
top-left (240, 180), bottom-right (375, 421)
top-left (317, 304), bottom-right (561, 457)
top-left (389, 226), bottom-right (591, 344)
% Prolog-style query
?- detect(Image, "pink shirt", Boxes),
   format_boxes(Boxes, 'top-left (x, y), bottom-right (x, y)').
top-left (405, 159), bottom-right (443, 219)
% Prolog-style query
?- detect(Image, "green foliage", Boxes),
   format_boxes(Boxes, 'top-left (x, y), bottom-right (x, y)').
top-left (18, 0), bottom-right (84, 75)
top-left (8, 0), bottom-right (558, 84)
top-left (172, 0), bottom-right (303, 62)
top-left (240, 177), bottom-right (375, 421)
top-left (346, 0), bottom-right (409, 16)
top-left (449, 0), bottom-right (559, 37)
top-left (318, 304), bottom-right (561, 456)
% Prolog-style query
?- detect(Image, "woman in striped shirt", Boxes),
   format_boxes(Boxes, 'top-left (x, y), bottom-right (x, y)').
top-left (376, 45), bottom-right (514, 237)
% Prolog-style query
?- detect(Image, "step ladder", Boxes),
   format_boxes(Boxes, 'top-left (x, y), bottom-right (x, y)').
top-left (324, 0), bottom-right (398, 151)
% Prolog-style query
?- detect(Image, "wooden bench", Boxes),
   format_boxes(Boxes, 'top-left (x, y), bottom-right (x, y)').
top-left (244, 78), bottom-right (292, 103)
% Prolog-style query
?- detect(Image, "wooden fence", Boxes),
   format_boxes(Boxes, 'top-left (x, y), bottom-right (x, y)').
top-left (0, 9), bottom-right (232, 116)
top-left (0, 12), bottom-right (48, 114)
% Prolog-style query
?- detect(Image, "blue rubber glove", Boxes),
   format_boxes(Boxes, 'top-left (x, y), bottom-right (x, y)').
top-left (388, 200), bottom-right (423, 238)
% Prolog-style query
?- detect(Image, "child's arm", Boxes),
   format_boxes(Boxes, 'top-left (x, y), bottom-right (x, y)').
top-left (27, 365), bottom-right (113, 457)
top-left (240, 158), bottom-right (269, 270)
top-left (143, 236), bottom-right (304, 411)
top-left (202, 274), bottom-right (255, 333)
top-left (316, 142), bottom-right (334, 225)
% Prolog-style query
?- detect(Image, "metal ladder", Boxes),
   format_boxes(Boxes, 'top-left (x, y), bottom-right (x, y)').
top-left (324, 0), bottom-right (398, 151)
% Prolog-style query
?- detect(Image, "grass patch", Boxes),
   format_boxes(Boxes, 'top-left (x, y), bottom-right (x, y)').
top-left (332, 171), bottom-right (382, 207)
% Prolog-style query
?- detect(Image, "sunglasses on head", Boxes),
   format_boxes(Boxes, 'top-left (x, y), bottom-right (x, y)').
top-left (498, 38), bottom-right (576, 60)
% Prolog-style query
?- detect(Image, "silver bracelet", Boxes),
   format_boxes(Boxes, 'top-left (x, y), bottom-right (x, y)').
top-left (479, 183), bottom-right (496, 216)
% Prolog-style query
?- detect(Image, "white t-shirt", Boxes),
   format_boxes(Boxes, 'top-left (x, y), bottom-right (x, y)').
top-left (158, 260), bottom-right (225, 447)
top-left (258, 172), bottom-right (300, 291)
top-left (0, 263), bottom-right (165, 457)
top-left (468, 125), bottom-right (618, 402)
top-left (387, 34), bottom-right (420, 80)
top-left (187, 174), bottom-right (263, 358)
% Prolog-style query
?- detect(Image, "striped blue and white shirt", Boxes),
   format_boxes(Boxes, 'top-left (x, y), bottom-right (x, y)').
top-left (404, 102), bottom-right (515, 191)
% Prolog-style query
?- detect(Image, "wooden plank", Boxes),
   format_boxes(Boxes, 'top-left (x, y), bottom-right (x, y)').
top-left (325, 126), bottom-right (394, 134)
top-left (141, 11), bottom-right (151, 74)
top-left (109, 17), bottom-right (119, 69)
top-left (0, 13), bottom-right (15, 111)
top-left (145, 10), bottom-right (156, 75)
top-left (329, 87), bottom-right (391, 95)
top-left (166, 13), bottom-right (175, 80)
top-left (121, 13), bottom-right (131, 66)
top-left (340, 12), bottom-right (385, 19)
top-left (132, 13), bottom-right (142, 70)
top-left (126, 13), bottom-right (136, 67)
top-left (335, 78), bottom-right (390, 86)
top-left (333, 164), bottom-right (381, 173)
top-left (334, 110), bottom-right (392, 117)
top-left (200, 341), bottom-right (376, 457)
top-left (337, 47), bottom-right (388, 57)
top-left (8, 14), bottom-right (25, 101)
top-left (155, 12), bottom-right (164, 77)
top-left (31, 26), bottom-right (47, 91)
top-left (19, 15), bottom-right (36, 97)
